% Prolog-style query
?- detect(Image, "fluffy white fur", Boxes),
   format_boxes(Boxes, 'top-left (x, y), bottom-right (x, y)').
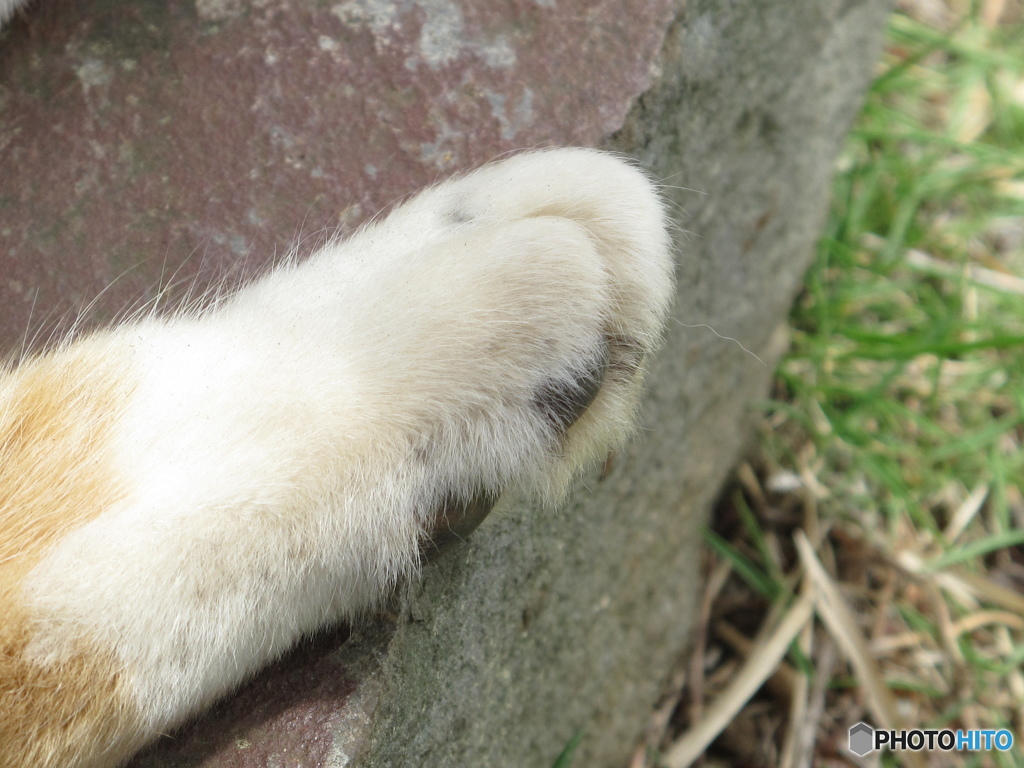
top-left (2, 148), bottom-right (673, 766)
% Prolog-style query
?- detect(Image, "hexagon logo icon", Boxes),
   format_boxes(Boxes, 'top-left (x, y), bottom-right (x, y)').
top-left (849, 722), bottom-right (874, 756)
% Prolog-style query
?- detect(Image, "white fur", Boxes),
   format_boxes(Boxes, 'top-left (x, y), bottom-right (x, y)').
top-left (20, 149), bottom-right (674, 742)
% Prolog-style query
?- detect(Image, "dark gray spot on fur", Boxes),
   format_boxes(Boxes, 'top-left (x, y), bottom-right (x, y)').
top-left (446, 207), bottom-right (473, 225)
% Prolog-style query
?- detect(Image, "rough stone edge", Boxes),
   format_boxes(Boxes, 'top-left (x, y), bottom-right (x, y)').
top-left (348, 1), bottom-right (892, 766)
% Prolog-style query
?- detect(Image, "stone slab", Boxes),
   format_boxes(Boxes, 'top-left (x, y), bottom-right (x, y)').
top-left (0, 0), bottom-right (673, 350)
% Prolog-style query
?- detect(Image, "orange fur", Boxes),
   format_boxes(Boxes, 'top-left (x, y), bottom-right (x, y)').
top-left (0, 598), bottom-right (145, 768)
top-left (0, 336), bottom-right (131, 567)
top-left (0, 335), bottom-right (144, 768)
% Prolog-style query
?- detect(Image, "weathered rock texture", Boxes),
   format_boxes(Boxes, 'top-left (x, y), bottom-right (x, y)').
top-left (0, 0), bottom-right (888, 766)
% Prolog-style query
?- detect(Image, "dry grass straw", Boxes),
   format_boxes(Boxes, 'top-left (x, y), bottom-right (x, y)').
top-left (628, 0), bottom-right (1024, 766)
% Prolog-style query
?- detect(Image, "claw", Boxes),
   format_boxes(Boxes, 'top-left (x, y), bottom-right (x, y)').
top-left (421, 490), bottom-right (499, 560)
top-left (531, 343), bottom-right (609, 434)
top-left (421, 339), bottom-right (614, 559)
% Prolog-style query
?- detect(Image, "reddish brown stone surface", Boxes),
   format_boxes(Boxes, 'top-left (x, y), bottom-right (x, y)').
top-left (128, 622), bottom-right (390, 768)
top-left (0, 0), bottom-right (673, 351)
